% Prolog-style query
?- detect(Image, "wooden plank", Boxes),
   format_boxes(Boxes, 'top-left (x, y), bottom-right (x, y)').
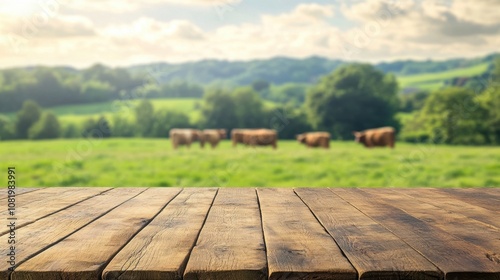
top-left (184, 188), bottom-right (267, 280)
top-left (333, 188), bottom-right (500, 280)
top-left (11, 187), bottom-right (181, 280)
top-left (295, 188), bottom-right (441, 280)
top-left (0, 187), bottom-right (110, 235)
top-left (257, 188), bottom-right (356, 280)
top-left (400, 188), bottom-right (500, 228)
top-left (0, 188), bottom-right (145, 280)
top-left (363, 188), bottom-right (500, 252)
top-left (437, 188), bottom-right (500, 212)
top-left (0, 188), bottom-right (43, 199)
top-left (102, 188), bottom-right (217, 280)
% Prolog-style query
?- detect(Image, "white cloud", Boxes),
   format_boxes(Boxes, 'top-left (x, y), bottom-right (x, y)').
top-left (67, 0), bottom-right (241, 13)
top-left (0, 1), bottom-right (499, 68)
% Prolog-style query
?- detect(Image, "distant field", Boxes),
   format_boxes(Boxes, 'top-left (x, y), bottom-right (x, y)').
top-left (2, 139), bottom-right (499, 188)
top-left (6, 98), bottom-right (278, 126)
top-left (398, 62), bottom-right (490, 91)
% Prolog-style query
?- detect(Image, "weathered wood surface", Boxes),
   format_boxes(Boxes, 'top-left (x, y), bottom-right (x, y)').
top-left (4, 187), bottom-right (499, 280)
top-left (258, 188), bottom-right (357, 280)
top-left (296, 188), bottom-right (441, 279)
top-left (184, 188), bottom-right (267, 280)
top-left (0, 188), bottom-right (43, 199)
top-left (102, 188), bottom-right (216, 280)
top-left (333, 188), bottom-right (500, 280)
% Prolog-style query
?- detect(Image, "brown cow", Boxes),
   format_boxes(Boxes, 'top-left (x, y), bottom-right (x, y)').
top-left (231, 129), bottom-right (253, 147)
top-left (243, 129), bottom-right (278, 149)
top-left (296, 132), bottom-right (330, 149)
top-left (202, 129), bottom-right (227, 149)
top-left (353, 127), bottom-right (395, 148)
top-left (169, 129), bottom-right (205, 149)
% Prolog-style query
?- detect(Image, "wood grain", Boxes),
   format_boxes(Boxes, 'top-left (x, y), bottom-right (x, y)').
top-left (184, 188), bottom-right (267, 280)
top-left (11, 188), bottom-right (181, 280)
top-left (363, 188), bottom-right (500, 250)
top-left (0, 187), bottom-right (110, 235)
top-left (102, 188), bottom-right (217, 280)
top-left (258, 188), bottom-right (356, 280)
top-left (437, 188), bottom-right (500, 212)
top-left (296, 188), bottom-right (441, 280)
top-left (0, 188), bottom-right (42, 199)
top-left (333, 188), bottom-right (500, 280)
top-left (400, 188), bottom-right (500, 228)
top-left (0, 188), bottom-right (145, 279)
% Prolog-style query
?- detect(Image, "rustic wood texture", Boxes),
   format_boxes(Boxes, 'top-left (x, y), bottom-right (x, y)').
top-left (0, 188), bottom-right (42, 199)
top-left (400, 188), bottom-right (500, 228)
top-left (296, 188), bottom-right (441, 280)
top-left (362, 188), bottom-right (500, 251)
top-left (12, 188), bottom-right (181, 280)
top-left (184, 188), bottom-right (267, 280)
top-left (258, 188), bottom-right (357, 280)
top-left (333, 188), bottom-right (500, 280)
top-left (0, 188), bottom-right (144, 280)
top-left (0, 187), bottom-right (110, 235)
top-left (5, 187), bottom-right (500, 280)
top-left (102, 188), bottom-right (217, 280)
top-left (437, 188), bottom-right (500, 212)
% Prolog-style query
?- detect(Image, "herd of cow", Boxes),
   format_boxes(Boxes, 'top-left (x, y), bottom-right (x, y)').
top-left (169, 126), bottom-right (395, 150)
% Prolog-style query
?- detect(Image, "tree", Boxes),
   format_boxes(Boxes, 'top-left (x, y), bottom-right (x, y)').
top-left (135, 99), bottom-right (154, 137)
top-left (232, 87), bottom-right (267, 128)
top-left (28, 112), bottom-right (61, 140)
top-left (0, 115), bottom-right (15, 140)
top-left (112, 115), bottom-right (136, 137)
top-left (306, 64), bottom-right (400, 139)
top-left (151, 110), bottom-right (191, 137)
top-left (61, 123), bottom-right (80, 138)
top-left (252, 80), bottom-right (270, 92)
top-left (97, 115), bottom-right (112, 138)
top-left (200, 88), bottom-right (238, 129)
top-left (81, 116), bottom-right (111, 138)
top-left (415, 87), bottom-right (487, 145)
top-left (15, 100), bottom-right (42, 139)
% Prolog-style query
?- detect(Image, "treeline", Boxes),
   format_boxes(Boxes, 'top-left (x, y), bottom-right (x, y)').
top-left (0, 65), bottom-right (204, 112)
top-left (400, 58), bottom-right (500, 145)
top-left (1, 60), bottom-right (500, 145)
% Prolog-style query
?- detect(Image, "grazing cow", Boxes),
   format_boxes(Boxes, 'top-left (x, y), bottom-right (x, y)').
top-left (231, 129), bottom-right (253, 147)
top-left (169, 129), bottom-right (205, 149)
top-left (296, 132), bottom-right (330, 149)
top-left (243, 129), bottom-right (278, 149)
top-left (202, 129), bottom-right (227, 149)
top-left (353, 127), bottom-right (395, 148)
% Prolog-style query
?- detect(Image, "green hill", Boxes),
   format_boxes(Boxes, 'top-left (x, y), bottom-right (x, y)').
top-left (397, 62), bottom-right (490, 92)
top-left (6, 98), bottom-right (277, 126)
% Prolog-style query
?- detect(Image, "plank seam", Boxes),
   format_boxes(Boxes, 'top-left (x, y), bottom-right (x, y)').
top-left (392, 189), bottom-right (499, 231)
top-left (329, 188), bottom-right (445, 278)
top-left (99, 187), bottom-right (184, 280)
top-left (255, 188), bottom-right (269, 279)
top-left (0, 188), bottom-right (45, 201)
top-left (0, 188), bottom-right (114, 238)
top-left (179, 188), bottom-right (220, 279)
top-left (293, 188), bottom-right (358, 278)
top-left (7, 188), bottom-right (150, 280)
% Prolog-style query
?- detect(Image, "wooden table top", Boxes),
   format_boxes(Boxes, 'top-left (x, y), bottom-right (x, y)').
top-left (1, 187), bottom-right (499, 280)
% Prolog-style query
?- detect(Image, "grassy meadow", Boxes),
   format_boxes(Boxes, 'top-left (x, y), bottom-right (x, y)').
top-left (2, 138), bottom-right (499, 188)
top-left (397, 62), bottom-right (490, 91)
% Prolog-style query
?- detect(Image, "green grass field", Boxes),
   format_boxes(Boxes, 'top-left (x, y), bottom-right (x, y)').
top-left (6, 98), bottom-right (278, 126)
top-left (398, 62), bottom-right (490, 91)
top-left (3, 139), bottom-right (499, 188)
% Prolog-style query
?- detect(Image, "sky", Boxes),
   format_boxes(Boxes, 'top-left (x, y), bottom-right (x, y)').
top-left (0, 0), bottom-right (499, 68)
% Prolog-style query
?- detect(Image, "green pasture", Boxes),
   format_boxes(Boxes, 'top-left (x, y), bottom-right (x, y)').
top-left (398, 62), bottom-right (490, 91)
top-left (2, 139), bottom-right (499, 188)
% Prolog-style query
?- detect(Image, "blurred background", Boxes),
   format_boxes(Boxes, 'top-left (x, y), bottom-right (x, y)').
top-left (1, 0), bottom-right (499, 188)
